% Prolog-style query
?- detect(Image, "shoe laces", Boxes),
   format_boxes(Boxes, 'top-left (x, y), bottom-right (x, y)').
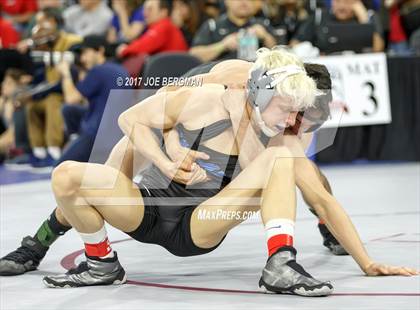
top-left (66, 261), bottom-right (89, 275)
top-left (286, 259), bottom-right (313, 278)
top-left (3, 246), bottom-right (40, 264)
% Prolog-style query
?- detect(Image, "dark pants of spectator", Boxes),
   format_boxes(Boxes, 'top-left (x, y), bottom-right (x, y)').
top-left (62, 104), bottom-right (88, 135)
top-left (55, 104), bottom-right (95, 167)
top-left (54, 132), bottom-right (96, 167)
top-left (14, 107), bottom-right (31, 152)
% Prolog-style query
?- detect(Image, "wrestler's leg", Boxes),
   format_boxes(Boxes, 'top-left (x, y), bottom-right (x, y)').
top-left (0, 135), bottom-right (149, 276)
top-left (190, 146), bottom-right (295, 248)
top-left (190, 146), bottom-right (332, 296)
top-left (42, 161), bottom-right (145, 287)
top-left (54, 135), bottom-right (145, 227)
top-left (52, 136), bottom-right (145, 229)
top-left (189, 153), bottom-right (333, 248)
top-left (50, 136), bottom-right (147, 234)
top-left (51, 161), bottom-right (144, 235)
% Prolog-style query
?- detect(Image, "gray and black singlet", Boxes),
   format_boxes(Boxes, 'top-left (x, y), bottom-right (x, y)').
top-left (127, 119), bottom-right (242, 257)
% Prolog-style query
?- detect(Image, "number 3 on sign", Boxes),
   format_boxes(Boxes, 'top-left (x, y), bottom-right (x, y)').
top-left (362, 81), bottom-right (378, 116)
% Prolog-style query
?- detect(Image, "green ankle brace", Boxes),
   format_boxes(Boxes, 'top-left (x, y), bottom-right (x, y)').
top-left (35, 220), bottom-right (59, 247)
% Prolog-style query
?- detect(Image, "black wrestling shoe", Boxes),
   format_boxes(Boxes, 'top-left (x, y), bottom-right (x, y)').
top-left (318, 224), bottom-right (348, 256)
top-left (0, 236), bottom-right (48, 276)
top-left (259, 246), bottom-right (333, 297)
top-left (309, 208), bottom-right (348, 256)
top-left (43, 252), bottom-right (126, 288)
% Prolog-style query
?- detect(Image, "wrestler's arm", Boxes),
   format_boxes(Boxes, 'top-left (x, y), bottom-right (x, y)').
top-left (295, 157), bottom-right (372, 270)
top-left (294, 133), bottom-right (335, 210)
top-left (118, 89), bottom-right (188, 176)
top-left (104, 136), bottom-right (152, 180)
top-left (226, 100), bottom-right (414, 274)
top-left (104, 128), bottom-right (209, 185)
top-left (104, 136), bottom-right (134, 176)
top-left (118, 88), bottom-right (208, 185)
top-left (286, 136), bottom-right (418, 276)
top-left (108, 89), bottom-right (209, 184)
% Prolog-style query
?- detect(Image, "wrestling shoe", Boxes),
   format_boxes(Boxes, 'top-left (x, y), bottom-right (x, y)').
top-left (309, 208), bottom-right (348, 256)
top-left (43, 251), bottom-right (127, 288)
top-left (318, 223), bottom-right (348, 256)
top-left (0, 236), bottom-right (48, 276)
top-left (259, 246), bottom-right (333, 297)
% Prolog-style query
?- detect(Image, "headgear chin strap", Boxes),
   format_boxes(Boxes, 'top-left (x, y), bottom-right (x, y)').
top-left (253, 106), bottom-right (283, 137)
top-left (247, 65), bottom-right (305, 137)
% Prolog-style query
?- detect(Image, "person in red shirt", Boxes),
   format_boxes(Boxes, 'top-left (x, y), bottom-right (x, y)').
top-left (0, 0), bottom-right (38, 24)
top-left (0, 15), bottom-right (20, 48)
top-left (117, 0), bottom-right (188, 58)
top-left (385, 0), bottom-right (412, 55)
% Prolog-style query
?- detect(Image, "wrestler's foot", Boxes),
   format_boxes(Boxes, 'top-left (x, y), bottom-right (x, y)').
top-left (259, 246), bottom-right (333, 297)
top-left (43, 251), bottom-right (126, 288)
top-left (318, 224), bottom-right (348, 256)
top-left (0, 236), bottom-right (48, 276)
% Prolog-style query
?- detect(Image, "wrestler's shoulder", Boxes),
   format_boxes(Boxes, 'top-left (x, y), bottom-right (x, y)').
top-left (156, 84), bottom-right (225, 107)
top-left (211, 59), bottom-right (251, 72)
top-left (171, 84), bottom-right (226, 97)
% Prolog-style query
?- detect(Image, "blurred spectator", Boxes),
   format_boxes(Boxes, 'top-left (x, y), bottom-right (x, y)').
top-left (17, 8), bottom-right (82, 168)
top-left (107, 0), bottom-right (145, 44)
top-left (63, 0), bottom-right (112, 37)
top-left (171, 0), bottom-right (200, 46)
top-left (55, 35), bottom-right (129, 165)
top-left (0, 0), bottom-right (37, 29)
top-left (382, 0), bottom-right (420, 55)
top-left (38, 0), bottom-right (63, 7)
top-left (262, 0), bottom-right (309, 45)
top-left (0, 11), bottom-right (20, 48)
top-left (0, 68), bottom-right (31, 164)
top-left (117, 0), bottom-right (187, 58)
top-left (291, 0), bottom-right (385, 53)
top-left (305, 0), bottom-right (327, 13)
top-left (190, 0), bottom-right (277, 62)
top-left (411, 28), bottom-right (420, 55)
top-left (198, 0), bottom-right (222, 22)
top-left (400, 0), bottom-right (420, 39)
top-left (22, 0), bottom-right (63, 39)
top-left (362, 0), bottom-right (381, 10)
top-left (0, 69), bottom-right (19, 156)
top-left (385, 0), bottom-right (411, 54)
top-left (0, 49), bottom-right (33, 85)
top-left (253, 0), bottom-right (265, 18)
top-left (325, 0), bottom-right (381, 11)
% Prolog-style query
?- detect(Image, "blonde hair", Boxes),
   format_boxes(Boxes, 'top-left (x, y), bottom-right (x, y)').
top-left (250, 47), bottom-right (316, 110)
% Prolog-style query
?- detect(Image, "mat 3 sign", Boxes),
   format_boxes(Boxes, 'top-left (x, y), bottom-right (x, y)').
top-left (312, 53), bottom-right (391, 128)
